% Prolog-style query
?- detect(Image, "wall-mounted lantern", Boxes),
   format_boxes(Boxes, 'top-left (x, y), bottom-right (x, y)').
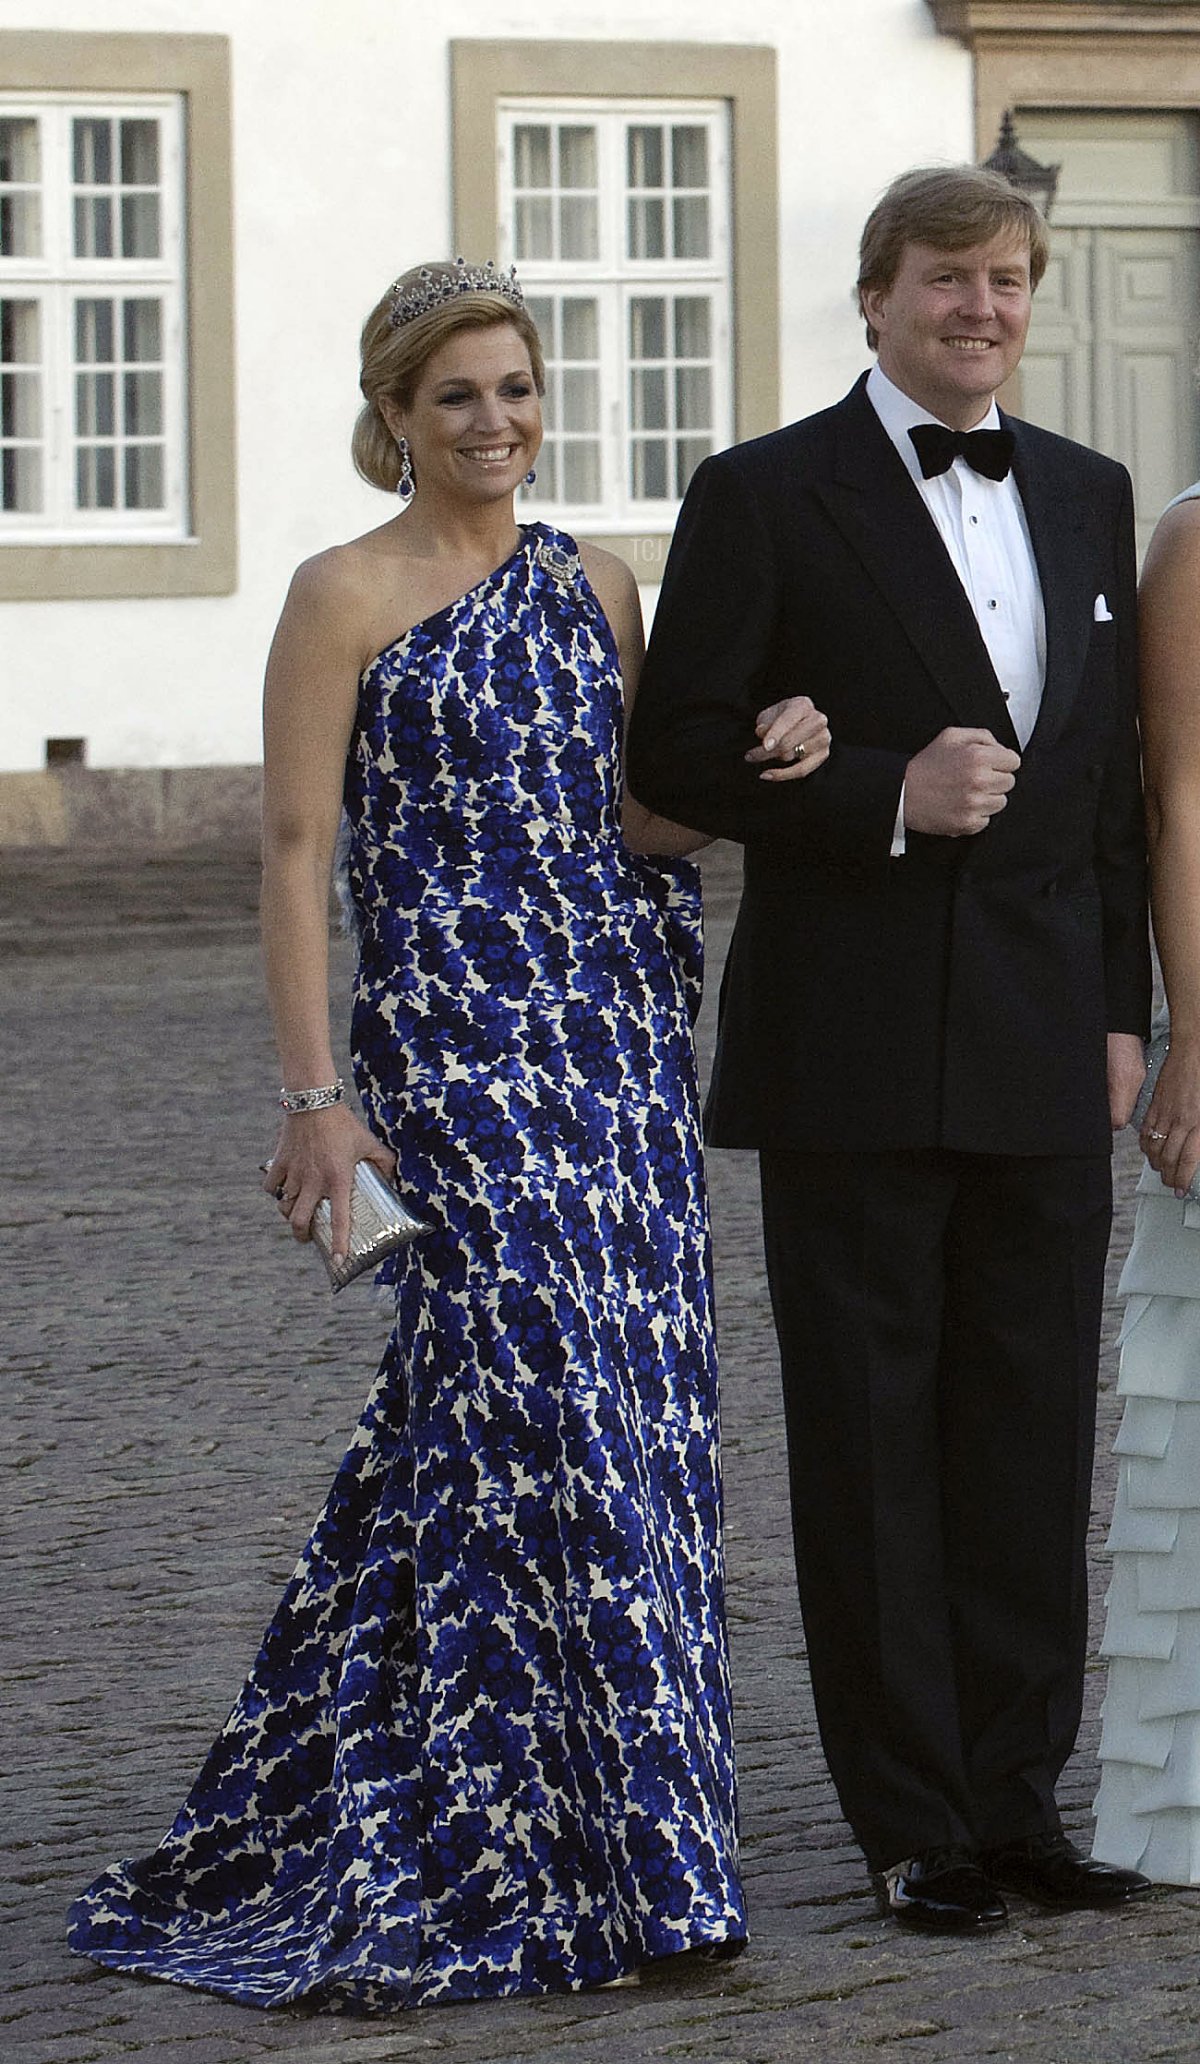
top-left (983, 110), bottom-right (1060, 222)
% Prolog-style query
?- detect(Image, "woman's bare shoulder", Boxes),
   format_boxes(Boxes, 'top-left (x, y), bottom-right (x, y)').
top-left (287, 520), bottom-right (400, 613)
top-left (1143, 496), bottom-right (1200, 583)
top-left (577, 540), bottom-right (643, 642)
top-left (576, 538), bottom-right (637, 605)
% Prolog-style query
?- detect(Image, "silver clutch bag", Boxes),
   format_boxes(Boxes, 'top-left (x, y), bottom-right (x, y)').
top-left (311, 1160), bottom-right (431, 1292)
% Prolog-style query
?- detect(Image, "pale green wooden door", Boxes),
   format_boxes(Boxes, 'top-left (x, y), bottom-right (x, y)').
top-left (1015, 114), bottom-right (1200, 558)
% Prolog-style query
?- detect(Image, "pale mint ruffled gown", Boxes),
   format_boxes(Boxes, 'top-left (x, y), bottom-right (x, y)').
top-left (1093, 1157), bottom-right (1200, 1882)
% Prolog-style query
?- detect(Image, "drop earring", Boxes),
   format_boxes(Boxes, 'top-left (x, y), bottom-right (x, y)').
top-left (396, 435), bottom-right (415, 505)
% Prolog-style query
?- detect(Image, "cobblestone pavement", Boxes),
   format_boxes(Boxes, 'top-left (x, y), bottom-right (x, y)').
top-left (5, 843), bottom-right (1199, 2064)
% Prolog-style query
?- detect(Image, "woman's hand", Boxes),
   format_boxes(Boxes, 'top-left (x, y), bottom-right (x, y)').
top-left (262, 1104), bottom-right (396, 1263)
top-left (745, 696), bottom-right (832, 781)
top-left (1140, 1039), bottom-right (1200, 1196)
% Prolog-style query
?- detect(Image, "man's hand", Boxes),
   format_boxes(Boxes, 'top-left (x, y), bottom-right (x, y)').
top-left (903, 727), bottom-right (1020, 837)
top-left (1108, 1032), bottom-right (1147, 1132)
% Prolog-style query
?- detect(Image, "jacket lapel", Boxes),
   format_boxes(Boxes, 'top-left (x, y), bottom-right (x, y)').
top-left (813, 380), bottom-right (1020, 749)
top-left (1006, 415), bottom-right (1096, 751)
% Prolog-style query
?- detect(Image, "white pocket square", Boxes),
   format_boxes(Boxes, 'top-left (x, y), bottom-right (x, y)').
top-left (1094, 593), bottom-right (1114, 622)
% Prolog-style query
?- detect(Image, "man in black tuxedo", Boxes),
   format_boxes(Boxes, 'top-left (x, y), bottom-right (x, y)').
top-left (626, 166), bottom-right (1153, 1930)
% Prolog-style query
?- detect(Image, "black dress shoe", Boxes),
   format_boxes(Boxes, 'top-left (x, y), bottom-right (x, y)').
top-left (981, 1831), bottom-right (1151, 1909)
top-left (873, 1848), bottom-right (1008, 1931)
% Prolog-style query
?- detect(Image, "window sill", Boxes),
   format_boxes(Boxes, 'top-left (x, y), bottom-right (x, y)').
top-left (0, 532), bottom-right (235, 600)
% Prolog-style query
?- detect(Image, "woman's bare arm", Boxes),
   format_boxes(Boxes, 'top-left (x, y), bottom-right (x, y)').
top-left (260, 553), bottom-right (396, 1257)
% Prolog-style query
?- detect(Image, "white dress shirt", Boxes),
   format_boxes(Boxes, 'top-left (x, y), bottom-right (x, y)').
top-left (866, 363), bottom-right (1047, 851)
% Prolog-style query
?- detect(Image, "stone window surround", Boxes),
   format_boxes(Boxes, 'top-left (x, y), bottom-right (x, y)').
top-left (0, 31), bottom-right (235, 601)
top-left (452, 40), bottom-right (778, 585)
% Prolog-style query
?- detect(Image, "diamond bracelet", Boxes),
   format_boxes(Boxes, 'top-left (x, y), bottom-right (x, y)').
top-left (279, 1079), bottom-right (345, 1114)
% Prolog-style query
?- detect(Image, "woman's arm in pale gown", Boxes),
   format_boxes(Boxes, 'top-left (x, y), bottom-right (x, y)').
top-left (1135, 499), bottom-right (1200, 1195)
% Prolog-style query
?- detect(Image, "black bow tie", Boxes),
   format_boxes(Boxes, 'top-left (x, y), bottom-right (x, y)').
top-left (908, 422), bottom-right (1015, 482)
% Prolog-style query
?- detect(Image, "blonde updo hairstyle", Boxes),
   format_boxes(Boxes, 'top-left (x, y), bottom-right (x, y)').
top-left (352, 260), bottom-right (547, 494)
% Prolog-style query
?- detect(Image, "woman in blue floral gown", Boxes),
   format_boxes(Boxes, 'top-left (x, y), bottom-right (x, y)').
top-left (67, 261), bottom-right (830, 2010)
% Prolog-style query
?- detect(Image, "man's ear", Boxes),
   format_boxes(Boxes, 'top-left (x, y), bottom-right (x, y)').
top-left (861, 284), bottom-right (886, 338)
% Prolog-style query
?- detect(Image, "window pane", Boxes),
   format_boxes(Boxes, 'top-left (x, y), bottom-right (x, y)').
top-left (561, 367), bottom-right (598, 434)
top-left (671, 126), bottom-right (708, 188)
top-left (2, 445), bottom-right (41, 513)
top-left (121, 192), bottom-right (161, 260)
top-left (0, 192), bottom-right (41, 259)
top-left (120, 118), bottom-right (160, 186)
top-left (676, 437), bottom-right (711, 495)
top-left (0, 118), bottom-right (41, 259)
top-left (77, 443), bottom-right (116, 509)
top-left (525, 295), bottom-right (556, 352)
top-left (560, 299), bottom-right (598, 359)
top-left (631, 367), bottom-right (667, 431)
top-left (629, 299), bottom-right (666, 360)
top-left (124, 369), bottom-right (163, 436)
top-left (73, 117), bottom-right (112, 186)
top-left (76, 300), bottom-right (115, 364)
top-left (515, 196), bottom-right (553, 262)
top-left (675, 365), bottom-right (712, 430)
top-left (1, 298), bottom-right (40, 364)
top-left (627, 126), bottom-right (663, 190)
top-left (674, 298), bottom-right (711, 358)
top-left (0, 116), bottom-right (38, 183)
top-left (672, 196), bottom-right (709, 261)
top-left (77, 371), bottom-right (115, 437)
top-left (559, 196), bottom-right (597, 263)
top-left (631, 440), bottom-right (668, 500)
top-left (0, 295), bottom-right (43, 512)
top-left (514, 125), bottom-right (552, 190)
top-left (557, 126), bottom-right (596, 190)
top-left (74, 194), bottom-right (113, 260)
top-left (562, 440), bottom-right (601, 503)
top-left (627, 197), bottom-right (664, 262)
top-left (2, 369), bottom-right (40, 438)
top-left (125, 443), bottom-right (164, 508)
top-left (124, 299), bottom-right (163, 363)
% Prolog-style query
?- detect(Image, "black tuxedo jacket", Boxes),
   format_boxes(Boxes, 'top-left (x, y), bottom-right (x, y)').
top-left (626, 375), bottom-right (1151, 1155)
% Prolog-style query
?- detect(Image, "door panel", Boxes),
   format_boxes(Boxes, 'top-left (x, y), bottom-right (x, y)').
top-left (1094, 229), bottom-right (1200, 554)
top-left (1015, 113), bottom-right (1200, 556)
top-left (1019, 230), bottom-right (1093, 446)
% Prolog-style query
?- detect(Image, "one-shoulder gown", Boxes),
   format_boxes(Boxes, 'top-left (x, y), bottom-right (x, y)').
top-left (67, 524), bottom-right (747, 2007)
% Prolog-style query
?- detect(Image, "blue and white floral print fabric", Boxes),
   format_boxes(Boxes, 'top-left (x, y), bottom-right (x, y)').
top-left (68, 525), bottom-right (746, 2009)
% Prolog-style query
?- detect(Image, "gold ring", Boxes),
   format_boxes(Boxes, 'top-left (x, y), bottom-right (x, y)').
top-left (790, 743), bottom-right (806, 762)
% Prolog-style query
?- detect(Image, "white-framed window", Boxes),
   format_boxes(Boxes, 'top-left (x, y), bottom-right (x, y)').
top-left (0, 93), bottom-right (186, 541)
top-left (497, 99), bottom-right (732, 531)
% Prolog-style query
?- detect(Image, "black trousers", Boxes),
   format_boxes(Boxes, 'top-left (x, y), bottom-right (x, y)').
top-left (759, 1147), bottom-right (1113, 1873)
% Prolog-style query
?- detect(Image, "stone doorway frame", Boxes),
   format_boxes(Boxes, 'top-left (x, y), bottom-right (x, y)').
top-left (928, 3), bottom-right (1200, 161)
top-left (927, 2), bottom-right (1200, 406)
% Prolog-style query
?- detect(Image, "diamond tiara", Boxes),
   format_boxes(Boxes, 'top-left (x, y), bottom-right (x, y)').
top-left (387, 257), bottom-right (525, 331)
